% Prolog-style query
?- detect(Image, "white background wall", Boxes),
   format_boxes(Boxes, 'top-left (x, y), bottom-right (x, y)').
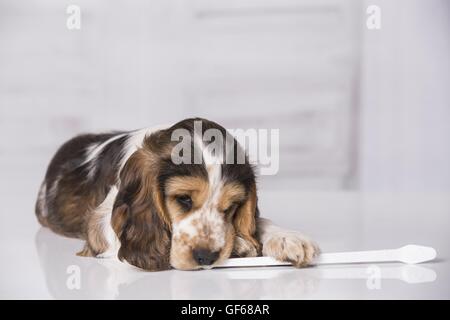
top-left (360, 0), bottom-right (450, 192)
top-left (0, 0), bottom-right (449, 194)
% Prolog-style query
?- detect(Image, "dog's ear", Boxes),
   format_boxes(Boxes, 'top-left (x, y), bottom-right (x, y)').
top-left (111, 149), bottom-right (171, 271)
top-left (233, 182), bottom-right (261, 256)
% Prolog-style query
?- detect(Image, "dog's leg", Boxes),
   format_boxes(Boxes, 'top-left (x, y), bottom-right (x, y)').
top-left (78, 187), bottom-right (120, 258)
top-left (77, 242), bottom-right (96, 257)
top-left (232, 235), bottom-right (259, 257)
top-left (257, 218), bottom-right (320, 267)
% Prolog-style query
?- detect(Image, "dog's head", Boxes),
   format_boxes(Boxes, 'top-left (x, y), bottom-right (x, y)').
top-left (111, 118), bottom-right (259, 270)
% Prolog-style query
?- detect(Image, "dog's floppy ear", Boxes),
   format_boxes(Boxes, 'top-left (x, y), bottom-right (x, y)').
top-left (233, 182), bottom-right (261, 256)
top-left (111, 149), bottom-right (171, 271)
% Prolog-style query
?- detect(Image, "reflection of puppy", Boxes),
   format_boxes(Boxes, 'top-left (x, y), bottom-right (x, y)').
top-left (35, 118), bottom-right (319, 271)
top-left (35, 227), bottom-right (318, 299)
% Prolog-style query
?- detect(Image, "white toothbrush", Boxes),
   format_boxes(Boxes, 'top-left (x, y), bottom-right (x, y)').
top-left (216, 245), bottom-right (437, 268)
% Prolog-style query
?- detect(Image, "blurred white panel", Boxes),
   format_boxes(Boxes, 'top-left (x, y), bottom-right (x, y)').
top-left (0, 0), bottom-right (361, 190)
top-left (359, 0), bottom-right (450, 192)
top-left (180, 0), bottom-right (361, 188)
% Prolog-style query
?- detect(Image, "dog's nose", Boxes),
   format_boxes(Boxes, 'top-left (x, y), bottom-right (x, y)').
top-left (192, 249), bottom-right (220, 266)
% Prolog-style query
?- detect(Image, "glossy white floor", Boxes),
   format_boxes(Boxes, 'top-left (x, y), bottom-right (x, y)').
top-left (1, 170), bottom-right (449, 299)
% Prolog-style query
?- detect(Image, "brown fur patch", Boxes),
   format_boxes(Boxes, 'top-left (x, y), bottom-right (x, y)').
top-left (233, 183), bottom-right (260, 254)
top-left (36, 133), bottom-right (127, 239)
top-left (232, 235), bottom-right (258, 257)
top-left (217, 183), bottom-right (246, 213)
top-left (221, 226), bottom-right (236, 262)
top-left (165, 176), bottom-right (208, 197)
top-left (82, 208), bottom-right (110, 256)
top-left (165, 176), bottom-right (209, 221)
top-left (111, 146), bottom-right (172, 271)
top-left (76, 243), bottom-right (95, 257)
top-left (45, 183), bottom-right (100, 239)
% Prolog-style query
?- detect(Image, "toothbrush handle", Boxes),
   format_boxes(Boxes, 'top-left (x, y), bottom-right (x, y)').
top-left (315, 249), bottom-right (399, 265)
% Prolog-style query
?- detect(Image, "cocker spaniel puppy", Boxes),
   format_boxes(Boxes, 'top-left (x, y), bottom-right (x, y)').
top-left (35, 118), bottom-right (319, 271)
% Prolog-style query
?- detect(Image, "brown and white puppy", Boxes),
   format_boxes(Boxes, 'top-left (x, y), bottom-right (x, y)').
top-left (35, 118), bottom-right (319, 271)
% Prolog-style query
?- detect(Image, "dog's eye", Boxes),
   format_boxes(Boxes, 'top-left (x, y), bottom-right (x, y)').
top-left (223, 203), bottom-right (238, 216)
top-left (176, 195), bottom-right (193, 211)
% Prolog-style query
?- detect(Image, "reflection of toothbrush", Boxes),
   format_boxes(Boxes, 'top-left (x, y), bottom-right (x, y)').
top-left (320, 265), bottom-right (437, 284)
top-left (220, 265), bottom-right (437, 284)
top-left (217, 245), bottom-right (437, 268)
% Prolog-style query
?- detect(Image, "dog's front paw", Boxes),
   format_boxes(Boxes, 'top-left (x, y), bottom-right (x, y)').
top-left (262, 231), bottom-right (320, 267)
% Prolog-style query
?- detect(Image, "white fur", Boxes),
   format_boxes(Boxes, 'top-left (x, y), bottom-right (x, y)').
top-left (194, 131), bottom-right (223, 204)
top-left (84, 133), bottom-right (128, 179)
top-left (36, 182), bottom-right (48, 217)
top-left (47, 174), bottom-right (62, 208)
top-left (96, 186), bottom-right (120, 258)
top-left (117, 124), bottom-right (169, 177)
top-left (82, 125), bottom-right (169, 182)
top-left (83, 133), bottom-right (127, 164)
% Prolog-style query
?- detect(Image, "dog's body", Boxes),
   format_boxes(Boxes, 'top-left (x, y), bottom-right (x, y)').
top-left (36, 118), bottom-right (318, 271)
